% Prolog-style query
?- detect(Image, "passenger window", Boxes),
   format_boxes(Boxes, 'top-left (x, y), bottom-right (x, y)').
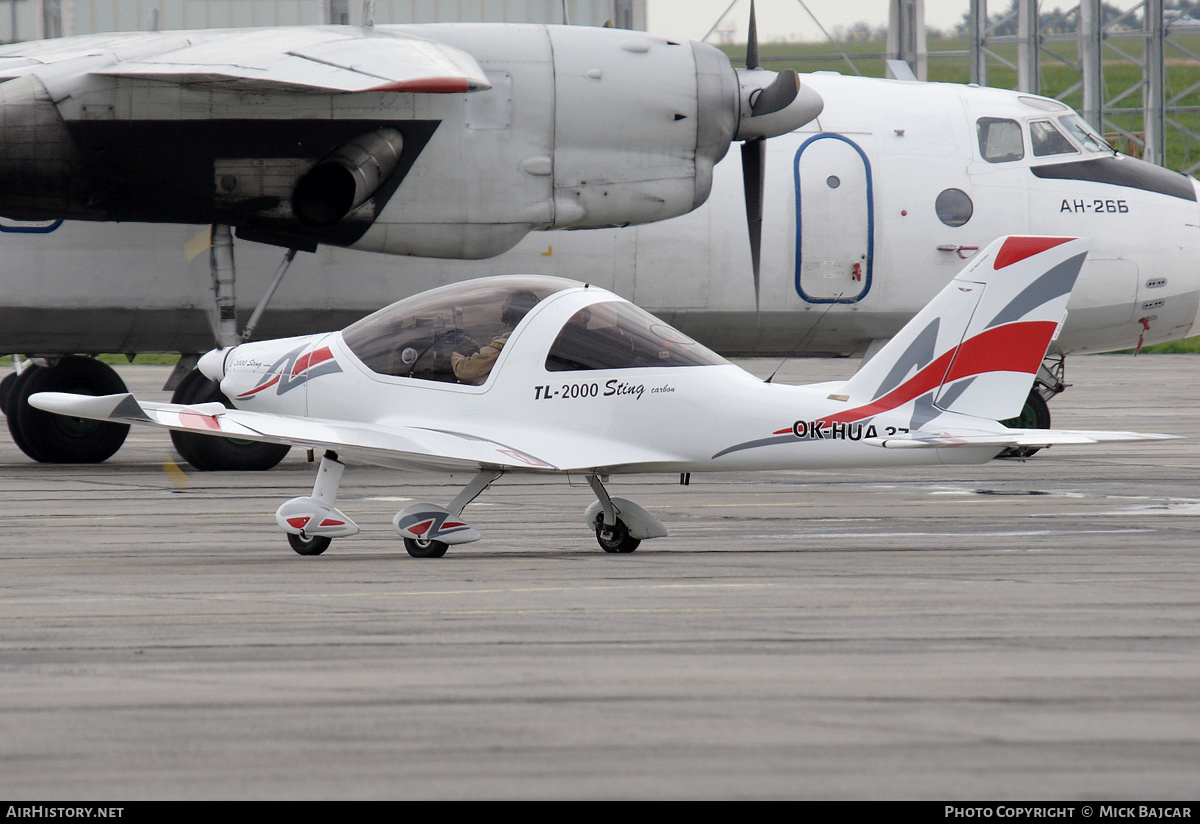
top-left (935, 188), bottom-right (973, 227)
top-left (977, 117), bottom-right (1024, 163)
top-left (1030, 120), bottom-right (1078, 157)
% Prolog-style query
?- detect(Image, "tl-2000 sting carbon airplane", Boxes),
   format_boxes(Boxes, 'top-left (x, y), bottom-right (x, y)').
top-left (30, 236), bottom-right (1174, 557)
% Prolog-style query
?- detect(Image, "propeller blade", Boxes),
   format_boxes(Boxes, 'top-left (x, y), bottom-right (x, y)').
top-left (751, 69), bottom-right (799, 117)
top-left (741, 137), bottom-right (765, 308)
top-left (746, 0), bottom-right (759, 70)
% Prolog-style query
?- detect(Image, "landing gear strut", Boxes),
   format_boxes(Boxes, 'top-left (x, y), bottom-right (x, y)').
top-left (170, 225), bottom-right (298, 471)
top-left (276, 450), bottom-right (360, 555)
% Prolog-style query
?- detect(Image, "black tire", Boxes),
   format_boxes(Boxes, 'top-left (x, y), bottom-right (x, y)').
top-left (1000, 390), bottom-right (1052, 458)
top-left (6, 366), bottom-right (45, 461)
top-left (288, 532), bottom-right (331, 556)
top-left (170, 368), bottom-right (291, 471)
top-left (1002, 389), bottom-right (1051, 430)
top-left (404, 536), bottom-right (449, 558)
top-left (12, 358), bottom-right (130, 463)
top-left (594, 515), bottom-right (640, 554)
top-left (0, 370), bottom-right (16, 417)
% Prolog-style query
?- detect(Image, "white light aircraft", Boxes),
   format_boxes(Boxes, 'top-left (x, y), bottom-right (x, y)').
top-left (30, 236), bottom-right (1175, 557)
top-left (5, 15), bottom-right (1200, 471)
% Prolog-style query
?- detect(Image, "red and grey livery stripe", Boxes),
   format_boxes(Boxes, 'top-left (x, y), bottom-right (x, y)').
top-left (795, 318), bottom-right (1059, 432)
top-left (714, 237), bottom-right (1083, 459)
top-left (286, 515), bottom-right (346, 530)
top-left (237, 344), bottom-right (342, 400)
top-left (396, 511), bottom-right (472, 540)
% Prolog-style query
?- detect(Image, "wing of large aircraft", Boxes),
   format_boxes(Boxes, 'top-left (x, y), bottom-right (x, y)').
top-left (91, 28), bottom-right (492, 94)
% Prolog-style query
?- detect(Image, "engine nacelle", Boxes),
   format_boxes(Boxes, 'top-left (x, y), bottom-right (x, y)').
top-left (0, 23), bottom-right (823, 260)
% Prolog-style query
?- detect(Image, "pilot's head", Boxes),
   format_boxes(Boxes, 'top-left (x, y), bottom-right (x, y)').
top-left (501, 289), bottom-right (540, 327)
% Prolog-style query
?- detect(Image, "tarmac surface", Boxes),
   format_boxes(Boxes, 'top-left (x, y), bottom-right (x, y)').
top-left (1, 356), bottom-right (1198, 800)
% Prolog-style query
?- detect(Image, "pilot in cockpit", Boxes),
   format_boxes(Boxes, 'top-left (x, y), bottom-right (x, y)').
top-left (450, 289), bottom-right (540, 384)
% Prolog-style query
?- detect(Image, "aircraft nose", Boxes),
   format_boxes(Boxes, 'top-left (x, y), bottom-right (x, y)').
top-left (197, 346), bottom-right (233, 382)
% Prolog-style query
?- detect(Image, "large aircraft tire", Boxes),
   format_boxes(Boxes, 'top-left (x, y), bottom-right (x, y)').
top-left (170, 369), bottom-right (291, 471)
top-left (999, 390), bottom-right (1052, 459)
top-left (6, 366), bottom-right (46, 461)
top-left (11, 357), bottom-right (130, 463)
top-left (0, 370), bottom-right (16, 417)
top-left (1002, 390), bottom-right (1051, 430)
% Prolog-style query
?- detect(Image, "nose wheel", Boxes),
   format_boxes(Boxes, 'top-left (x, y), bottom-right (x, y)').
top-left (585, 474), bottom-right (667, 553)
top-left (593, 514), bottom-right (640, 554)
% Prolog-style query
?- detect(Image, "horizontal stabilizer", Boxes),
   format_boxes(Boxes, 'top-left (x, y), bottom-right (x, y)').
top-left (867, 428), bottom-right (1179, 449)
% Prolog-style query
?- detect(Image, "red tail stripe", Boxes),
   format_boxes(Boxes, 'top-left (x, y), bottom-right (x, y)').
top-left (994, 237), bottom-right (1072, 270)
top-left (818, 320), bottom-right (1054, 426)
top-left (943, 321), bottom-right (1057, 383)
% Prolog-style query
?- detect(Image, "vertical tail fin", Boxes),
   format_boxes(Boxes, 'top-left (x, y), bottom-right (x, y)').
top-left (836, 236), bottom-right (1089, 423)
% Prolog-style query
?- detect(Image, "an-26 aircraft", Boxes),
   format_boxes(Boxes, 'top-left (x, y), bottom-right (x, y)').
top-left (30, 236), bottom-right (1173, 557)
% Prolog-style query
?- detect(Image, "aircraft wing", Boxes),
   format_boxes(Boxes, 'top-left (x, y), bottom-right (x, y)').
top-left (868, 428), bottom-right (1178, 449)
top-left (29, 392), bottom-right (556, 472)
top-left (29, 391), bottom-right (680, 474)
top-left (89, 28), bottom-right (491, 94)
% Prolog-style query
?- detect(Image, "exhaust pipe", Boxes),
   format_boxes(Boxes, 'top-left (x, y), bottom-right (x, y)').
top-left (292, 128), bottom-right (404, 226)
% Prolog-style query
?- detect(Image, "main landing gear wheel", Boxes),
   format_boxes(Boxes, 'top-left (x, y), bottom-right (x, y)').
top-left (0, 370), bottom-right (16, 416)
top-left (1000, 390), bottom-right (1052, 458)
top-left (403, 536), bottom-right (449, 558)
top-left (288, 532), bottom-right (332, 556)
top-left (7, 357), bottom-right (131, 463)
top-left (594, 515), bottom-right (640, 554)
top-left (170, 368), bottom-right (291, 471)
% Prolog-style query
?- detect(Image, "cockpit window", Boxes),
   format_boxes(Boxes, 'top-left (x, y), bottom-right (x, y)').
top-left (977, 117), bottom-right (1024, 163)
top-left (1030, 120), bottom-right (1078, 157)
top-left (545, 301), bottom-right (728, 372)
top-left (342, 275), bottom-right (569, 384)
top-left (1057, 113), bottom-right (1113, 154)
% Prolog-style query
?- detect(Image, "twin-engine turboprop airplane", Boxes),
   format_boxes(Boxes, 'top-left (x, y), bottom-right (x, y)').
top-left (30, 236), bottom-right (1174, 556)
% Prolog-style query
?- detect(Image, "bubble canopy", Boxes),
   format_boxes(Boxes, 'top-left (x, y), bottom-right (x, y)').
top-left (340, 275), bottom-right (727, 384)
